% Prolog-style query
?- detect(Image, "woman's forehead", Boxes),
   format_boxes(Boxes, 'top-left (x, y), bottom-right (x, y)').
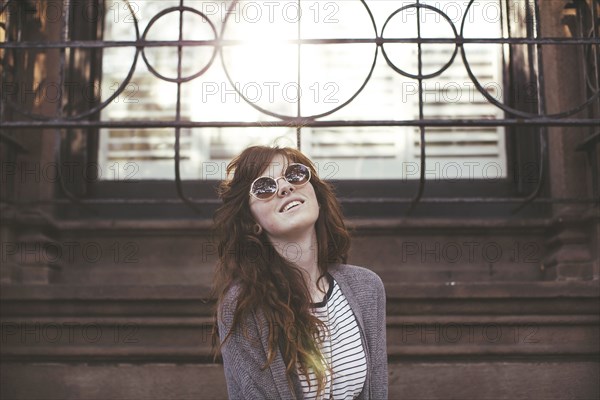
top-left (258, 154), bottom-right (289, 177)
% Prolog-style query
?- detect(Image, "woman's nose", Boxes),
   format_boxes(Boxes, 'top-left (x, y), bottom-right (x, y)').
top-left (276, 177), bottom-right (294, 197)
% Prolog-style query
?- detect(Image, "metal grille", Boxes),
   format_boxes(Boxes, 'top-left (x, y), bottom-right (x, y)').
top-left (1, 0), bottom-right (599, 215)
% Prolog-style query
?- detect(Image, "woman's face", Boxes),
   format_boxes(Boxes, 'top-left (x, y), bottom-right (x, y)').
top-left (249, 154), bottom-right (320, 241)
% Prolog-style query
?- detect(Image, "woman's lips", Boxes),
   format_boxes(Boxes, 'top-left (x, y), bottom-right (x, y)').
top-left (279, 199), bottom-right (304, 213)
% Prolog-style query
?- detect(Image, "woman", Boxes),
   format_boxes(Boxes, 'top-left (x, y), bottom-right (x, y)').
top-left (212, 146), bottom-right (388, 399)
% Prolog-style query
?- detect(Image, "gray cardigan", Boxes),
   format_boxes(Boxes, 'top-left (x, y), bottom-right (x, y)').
top-left (217, 263), bottom-right (388, 399)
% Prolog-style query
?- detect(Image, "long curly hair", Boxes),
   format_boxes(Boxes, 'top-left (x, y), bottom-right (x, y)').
top-left (211, 145), bottom-right (351, 397)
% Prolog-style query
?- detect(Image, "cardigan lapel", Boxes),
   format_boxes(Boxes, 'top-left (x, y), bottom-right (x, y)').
top-left (254, 307), bottom-right (300, 399)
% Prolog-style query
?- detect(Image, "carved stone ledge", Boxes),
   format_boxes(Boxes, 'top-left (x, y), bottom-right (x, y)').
top-left (543, 213), bottom-right (598, 281)
top-left (5, 209), bottom-right (61, 284)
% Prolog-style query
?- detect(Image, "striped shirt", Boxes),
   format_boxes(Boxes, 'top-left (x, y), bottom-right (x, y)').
top-left (297, 273), bottom-right (368, 399)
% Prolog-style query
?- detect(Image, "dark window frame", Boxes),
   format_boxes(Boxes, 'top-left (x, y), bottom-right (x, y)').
top-left (73, 0), bottom-right (547, 219)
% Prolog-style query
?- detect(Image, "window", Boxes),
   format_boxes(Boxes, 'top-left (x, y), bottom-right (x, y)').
top-left (97, 0), bottom-right (508, 181)
top-left (6, 0), bottom-right (584, 218)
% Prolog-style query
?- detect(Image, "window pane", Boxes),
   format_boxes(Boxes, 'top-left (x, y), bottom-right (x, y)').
top-left (99, 0), bottom-right (507, 180)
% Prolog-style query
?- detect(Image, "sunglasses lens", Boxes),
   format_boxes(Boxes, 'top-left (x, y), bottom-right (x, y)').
top-left (251, 177), bottom-right (277, 199)
top-left (285, 164), bottom-right (310, 184)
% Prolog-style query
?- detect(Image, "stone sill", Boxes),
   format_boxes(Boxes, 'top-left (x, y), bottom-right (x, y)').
top-left (53, 217), bottom-right (554, 232)
top-left (2, 280), bottom-right (598, 301)
top-left (3, 209), bottom-right (560, 233)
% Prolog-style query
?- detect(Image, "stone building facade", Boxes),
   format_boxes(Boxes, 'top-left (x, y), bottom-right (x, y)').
top-left (1, 1), bottom-right (598, 399)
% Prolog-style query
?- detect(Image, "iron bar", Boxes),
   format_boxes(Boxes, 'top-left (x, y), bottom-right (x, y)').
top-left (511, 0), bottom-right (548, 215)
top-left (49, 1), bottom-right (97, 215)
top-left (296, 0), bottom-right (302, 151)
top-left (3, 119), bottom-right (600, 129)
top-left (2, 37), bottom-right (600, 49)
top-left (173, 0), bottom-right (203, 214)
top-left (406, 0), bottom-right (427, 216)
top-left (576, 131), bottom-right (600, 151)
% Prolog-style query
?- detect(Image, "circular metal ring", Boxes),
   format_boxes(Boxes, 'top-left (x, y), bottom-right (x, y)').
top-left (380, 3), bottom-right (459, 80)
top-left (1, 0), bottom-right (141, 121)
top-left (459, 0), bottom-right (600, 118)
top-left (218, 0), bottom-right (379, 120)
top-left (140, 6), bottom-right (218, 83)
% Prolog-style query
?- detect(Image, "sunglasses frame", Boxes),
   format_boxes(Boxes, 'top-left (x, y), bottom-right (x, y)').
top-left (249, 163), bottom-right (312, 200)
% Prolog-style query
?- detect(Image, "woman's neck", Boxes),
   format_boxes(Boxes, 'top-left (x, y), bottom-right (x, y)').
top-left (269, 228), bottom-right (328, 301)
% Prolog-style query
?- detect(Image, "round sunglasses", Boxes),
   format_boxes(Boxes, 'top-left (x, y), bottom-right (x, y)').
top-left (249, 163), bottom-right (312, 200)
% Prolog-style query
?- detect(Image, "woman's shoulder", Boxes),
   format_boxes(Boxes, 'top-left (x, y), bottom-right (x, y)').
top-left (328, 264), bottom-right (386, 311)
top-left (328, 263), bottom-right (385, 290)
top-left (217, 281), bottom-right (244, 321)
top-left (222, 280), bottom-right (243, 301)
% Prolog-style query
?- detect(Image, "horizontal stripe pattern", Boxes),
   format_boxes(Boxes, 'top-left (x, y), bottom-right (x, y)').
top-left (297, 275), bottom-right (367, 399)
